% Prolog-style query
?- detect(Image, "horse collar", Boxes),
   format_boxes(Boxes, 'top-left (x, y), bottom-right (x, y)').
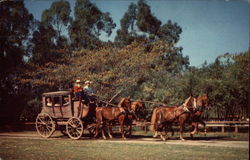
top-left (182, 104), bottom-right (190, 112)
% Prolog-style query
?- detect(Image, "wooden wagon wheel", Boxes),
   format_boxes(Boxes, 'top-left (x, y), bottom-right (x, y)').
top-left (35, 113), bottom-right (55, 138)
top-left (66, 117), bottom-right (84, 140)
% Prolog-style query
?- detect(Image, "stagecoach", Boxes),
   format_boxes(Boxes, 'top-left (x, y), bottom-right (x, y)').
top-left (35, 91), bottom-right (96, 140)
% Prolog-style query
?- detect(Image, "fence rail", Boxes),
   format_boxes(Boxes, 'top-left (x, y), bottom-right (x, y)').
top-left (134, 121), bottom-right (249, 133)
top-left (204, 121), bottom-right (249, 133)
top-left (22, 121), bottom-right (249, 133)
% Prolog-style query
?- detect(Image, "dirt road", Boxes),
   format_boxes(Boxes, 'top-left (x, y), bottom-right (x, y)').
top-left (0, 131), bottom-right (248, 149)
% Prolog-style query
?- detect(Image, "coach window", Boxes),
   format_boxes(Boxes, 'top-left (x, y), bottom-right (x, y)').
top-left (53, 97), bottom-right (61, 106)
top-left (62, 96), bottom-right (70, 106)
top-left (46, 97), bottom-right (52, 107)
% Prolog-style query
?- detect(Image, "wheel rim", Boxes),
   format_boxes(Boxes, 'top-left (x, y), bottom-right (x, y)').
top-left (36, 113), bottom-right (55, 138)
top-left (66, 117), bottom-right (83, 140)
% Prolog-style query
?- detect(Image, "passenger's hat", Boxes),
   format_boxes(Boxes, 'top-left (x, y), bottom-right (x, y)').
top-left (85, 80), bottom-right (92, 84)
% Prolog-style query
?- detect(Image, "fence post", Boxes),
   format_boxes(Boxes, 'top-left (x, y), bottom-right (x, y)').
top-left (235, 124), bottom-right (238, 133)
top-left (221, 125), bottom-right (225, 133)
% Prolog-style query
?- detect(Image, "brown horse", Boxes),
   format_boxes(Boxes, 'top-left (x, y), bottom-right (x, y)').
top-left (94, 97), bottom-right (132, 139)
top-left (190, 94), bottom-right (210, 136)
top-left (150, 96), bottom-right (196, 141)
top-left (124, 99), bottom-right (146, 136)
top-left (152, 94), bottom-right (210, 139)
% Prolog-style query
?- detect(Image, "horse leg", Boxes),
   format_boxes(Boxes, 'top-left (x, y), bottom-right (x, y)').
top-left (94, 120), bottom-right (100, 138)
top-left (99, 120), bottom-right (107, 139)
top-left (199, 119), bottom-right (207, 135)
top-left (107, 123), bottom-right (113, 139)
top-left (164, 123), bottom-right (174, 139)
top-left (164, 125), bottom-right (169, 140)
top-left (153, 131), bottom-right (158, 138)
top-left (160, 131), bottom-right (166, 141)
top-left (127, 124), bottom-right (132, 137)
top-left (159, 124), bottom-right (166, 141)
top-left (119, 116), bottom-right (126, 139)
top-left (190, 122), bottom-right (197, 137)
top-left (160, 132), bottom-right (166, 141)
top-left (101, 126), bottom-right (107, 140)
top-left (120, 124), bottom-right (126, 139)
top-left (120, 122), bottom-right (127, 139)
top-left (153, 121), bottom-right (161, 138)
top-left (179, 122), bottom-right (185, 141)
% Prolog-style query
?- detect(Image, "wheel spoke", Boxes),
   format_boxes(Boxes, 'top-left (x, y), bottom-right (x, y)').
top-left (66, 117), bottom-right (83, 139)
top-left (68, 121), bottom-right (75, 127)
top-left (36, 113), bottom-right (55, 138)
top-left (76, 129), bottom-right (82, 134)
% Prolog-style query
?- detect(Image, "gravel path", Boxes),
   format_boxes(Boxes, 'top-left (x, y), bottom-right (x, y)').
top-left (0, 131), bottom-right (248, 149)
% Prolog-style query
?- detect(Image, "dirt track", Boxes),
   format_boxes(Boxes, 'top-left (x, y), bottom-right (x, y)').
top-left (0, 131), bottom-right (248, 149)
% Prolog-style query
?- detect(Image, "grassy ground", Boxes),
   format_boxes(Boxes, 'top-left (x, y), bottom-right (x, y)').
top-left (129, 130), bottom-right (249, 141)
top-left (0, 135), bottom-right (249, 160)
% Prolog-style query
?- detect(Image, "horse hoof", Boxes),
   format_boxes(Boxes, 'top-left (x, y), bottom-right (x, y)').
top-left (153, 133), bottom-right (158, 138)
top-left (191, 131), bottom-right (197, 135)
top-left (180, 138), bottom-right (185, 141)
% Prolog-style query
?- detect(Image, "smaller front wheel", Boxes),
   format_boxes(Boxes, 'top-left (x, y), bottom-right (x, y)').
top-left (66, 117), bottom-right (83, 140)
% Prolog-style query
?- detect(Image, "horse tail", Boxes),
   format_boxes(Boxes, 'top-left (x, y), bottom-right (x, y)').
top-left (150, 108), bottom-right (158, 131)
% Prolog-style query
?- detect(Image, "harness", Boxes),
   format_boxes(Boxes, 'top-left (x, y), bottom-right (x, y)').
top-left (171, 102), bottom-right (193, 122)
top-left (113, 107), bottom-right (126, 119)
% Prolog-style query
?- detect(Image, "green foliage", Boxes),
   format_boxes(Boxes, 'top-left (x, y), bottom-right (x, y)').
top-left (136, 0), bottom-right (161, 36)
top-left (30, 24), bottom-right (56, 64)
top-left (1, 0), bottom-right (248, 122)
top-left (157, 20), bottom-right (182, 44)
top-left (41, 0), bottom-right (71, 37)
top-left (0, 1), bottom-right (34, 122)
top-left (115, 3), bottom-right (138, 46)
top-left (183, 52), bottom-right (250, 119)
top-left (69, 0), bottom-right (116, 49)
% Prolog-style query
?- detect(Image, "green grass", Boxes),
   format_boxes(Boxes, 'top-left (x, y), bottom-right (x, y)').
top-left (0, 137), bottom-right (248, 160)
top-left (131, 130), bottom-right (249, 140)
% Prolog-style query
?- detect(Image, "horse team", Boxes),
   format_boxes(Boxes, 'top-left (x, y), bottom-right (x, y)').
top-left (94, 94), bottom-right (209, 141)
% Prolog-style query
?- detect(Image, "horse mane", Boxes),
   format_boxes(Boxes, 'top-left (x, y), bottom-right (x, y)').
top-left (117, 97), bottom-right (130, 108)
top-left (182, 96), bottom-right (197, 110)
top-left (196, 94), bottom-right (209, 108)
top-left (117, 98), bottom-right (125, 108)
top-left (183, 96), bottom-right (192, 107)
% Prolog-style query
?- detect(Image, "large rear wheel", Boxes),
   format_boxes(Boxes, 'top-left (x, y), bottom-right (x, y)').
top-left (35, 113), bottom-right (55, 138)
top-left (66, 117), bottom-right (83, 140)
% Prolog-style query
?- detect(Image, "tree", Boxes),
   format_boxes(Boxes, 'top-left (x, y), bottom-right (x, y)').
top-left (30, 0), bottom-right (72, 65)
top-left (115, 0), bottom-right (182, 50)
top-left (136, 0), bottom-right (161, 37)
top-left (0, 0), bottom-right (34, 123)
top-left (115, 3), bottom-right (138, 46)
top-left (41, 0), bottom-right (72, 46)
top-left (30, 23), bottom-right (57, 64)
top-left (69, 0), bottom-right (116, 49)
top-left (157, 20), bottom-right (182, 45)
